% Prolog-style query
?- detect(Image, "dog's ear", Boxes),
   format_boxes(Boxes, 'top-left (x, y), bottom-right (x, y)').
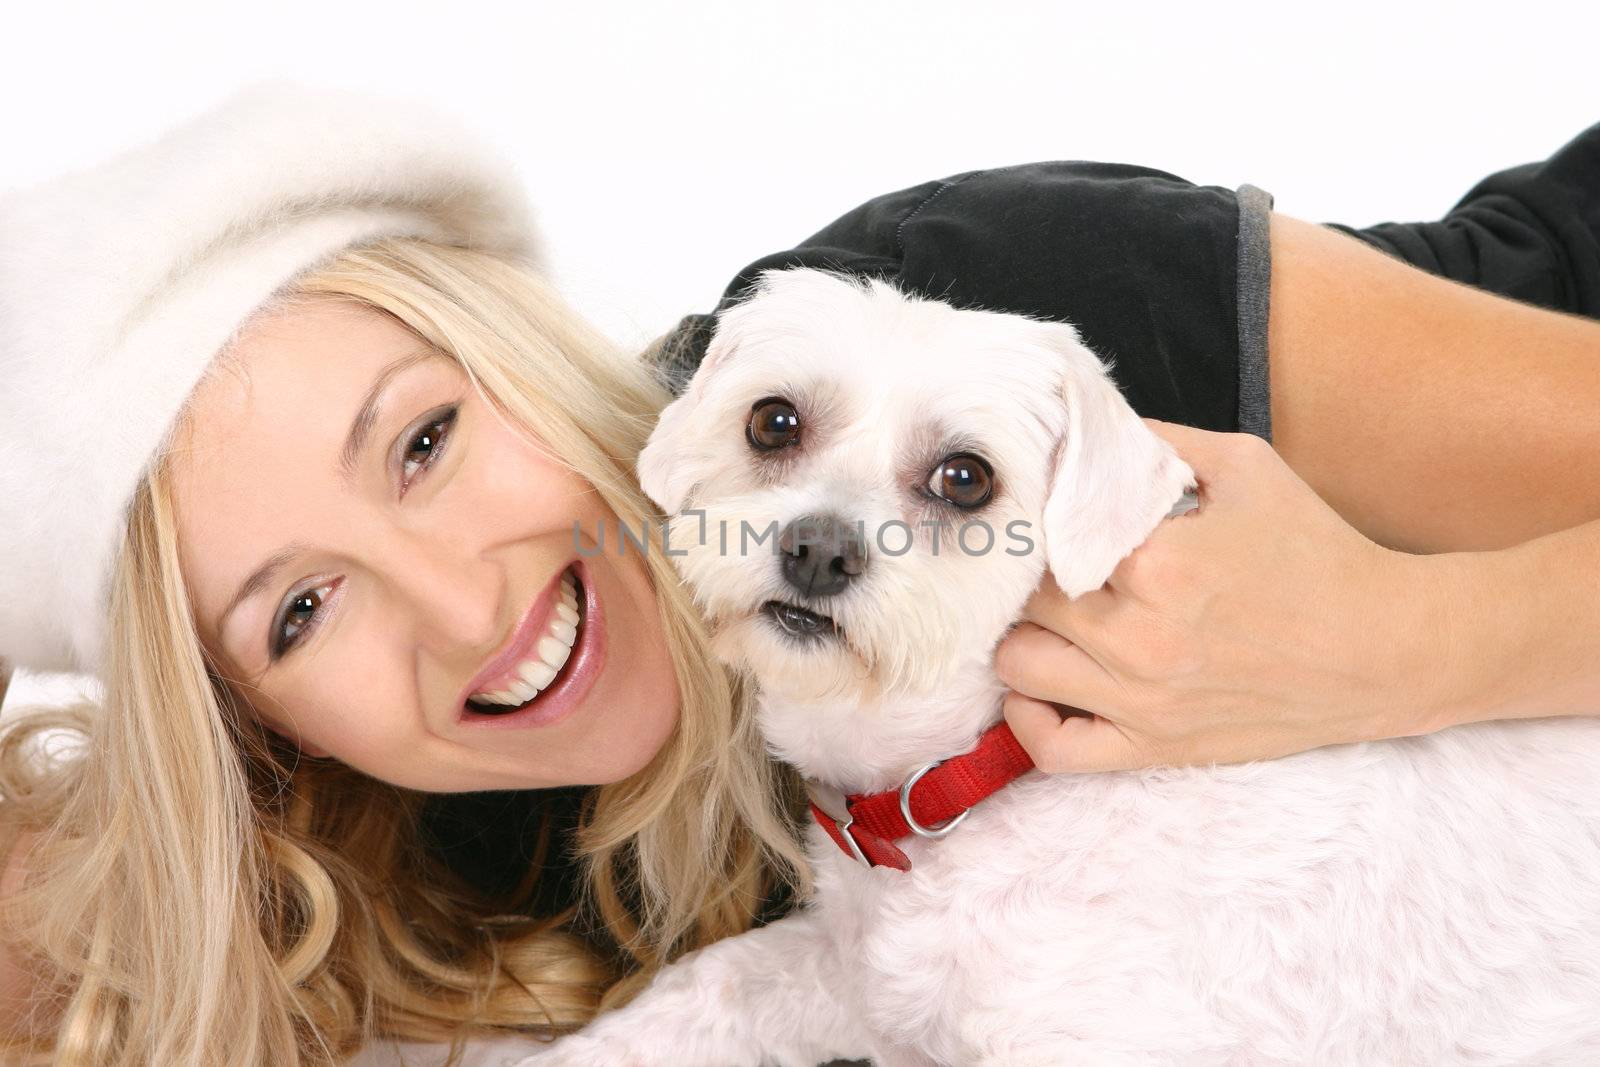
top-left (637, 327), bottom-right (738, 516)
top-left (1038, 323), bottom-right (1197, 598)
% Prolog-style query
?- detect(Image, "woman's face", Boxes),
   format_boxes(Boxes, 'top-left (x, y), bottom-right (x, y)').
top-left (171, 296), bottom-right (680, 791)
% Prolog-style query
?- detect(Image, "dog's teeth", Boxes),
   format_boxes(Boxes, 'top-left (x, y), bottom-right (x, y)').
top-left (762, 600), bottom-right (840, 640)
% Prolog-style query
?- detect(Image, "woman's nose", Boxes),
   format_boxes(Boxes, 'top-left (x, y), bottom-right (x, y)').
top-left (385, 535), bottom-right (503, 654)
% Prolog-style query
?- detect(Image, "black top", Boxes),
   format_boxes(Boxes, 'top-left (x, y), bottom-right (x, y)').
top-left (1328, 121), bottom-right (1600, 320)
top-left (423, 121), bottom-right (1600, 913)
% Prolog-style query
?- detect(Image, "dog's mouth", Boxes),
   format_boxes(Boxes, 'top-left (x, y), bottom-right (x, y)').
top-left (759, 599), bottom-right (843, 642)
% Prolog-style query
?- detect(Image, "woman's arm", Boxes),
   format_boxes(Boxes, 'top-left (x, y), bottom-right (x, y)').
top-left (1269, 213), bottom-right (1600, 554)
top-left (1439, 514), bottom-right (1600, 727)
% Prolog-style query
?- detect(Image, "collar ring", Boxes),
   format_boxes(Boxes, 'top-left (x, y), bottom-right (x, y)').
top-left (898, 760), bottom-right (971, 839)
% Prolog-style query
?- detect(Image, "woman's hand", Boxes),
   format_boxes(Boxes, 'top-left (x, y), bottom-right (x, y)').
top-left (994, 419), bottom-right (1471, 772)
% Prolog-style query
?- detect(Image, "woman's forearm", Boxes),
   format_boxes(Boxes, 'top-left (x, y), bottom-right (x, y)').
top-left (1422, 517), bottom-right (1600, 730)
top-left (1268, 213), bottom-right (1600, 555)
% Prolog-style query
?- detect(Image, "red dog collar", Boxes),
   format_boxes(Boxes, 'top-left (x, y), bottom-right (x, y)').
top-left (806, 721), bottom-right (1036, 871)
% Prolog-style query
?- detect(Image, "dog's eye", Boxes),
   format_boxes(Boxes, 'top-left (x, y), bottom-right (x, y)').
top-left (747, 398), bottom-right (801, 451)
top-left (928, 452), bottom-right (994, 508)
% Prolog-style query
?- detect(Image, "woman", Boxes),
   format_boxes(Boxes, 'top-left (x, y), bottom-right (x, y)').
top-left (0, 82), bottom-right (809, 1065)
top-left (0, 82), bottom-right (1596, 1066)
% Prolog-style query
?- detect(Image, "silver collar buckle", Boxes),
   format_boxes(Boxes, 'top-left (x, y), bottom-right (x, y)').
top-left (805, 777), bottom-right (872, 866)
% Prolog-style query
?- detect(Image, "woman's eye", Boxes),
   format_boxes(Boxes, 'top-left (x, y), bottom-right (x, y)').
top-left (746, 397), bottom-right (801, 451)
top-left (401, 406), bottom-right (458, 489)
top-left (272, 580), bottom-right (335, 660)
top-left (927, 452), bottom-right (995, 509)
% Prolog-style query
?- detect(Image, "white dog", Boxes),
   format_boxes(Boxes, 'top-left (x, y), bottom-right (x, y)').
top-left (518, 268), bottom-right (1600, 1066)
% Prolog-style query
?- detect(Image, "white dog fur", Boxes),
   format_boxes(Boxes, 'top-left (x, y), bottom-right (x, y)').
top-left (516, 268), bottom-right (1600, 1066)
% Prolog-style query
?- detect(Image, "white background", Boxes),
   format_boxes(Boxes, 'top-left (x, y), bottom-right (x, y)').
top-left (3, 0), bottom-right (1597, 709)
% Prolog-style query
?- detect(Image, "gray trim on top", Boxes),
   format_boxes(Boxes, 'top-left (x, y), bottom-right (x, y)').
top-left (1235, 183), bottom-right (1275, 442)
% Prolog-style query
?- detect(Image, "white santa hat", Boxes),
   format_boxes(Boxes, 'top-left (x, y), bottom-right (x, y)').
top-left (0, 80), bottom-right (542, 676)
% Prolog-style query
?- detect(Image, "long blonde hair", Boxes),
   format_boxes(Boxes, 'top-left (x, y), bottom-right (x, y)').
top-left (0, 237), bottom-right (806, 1065)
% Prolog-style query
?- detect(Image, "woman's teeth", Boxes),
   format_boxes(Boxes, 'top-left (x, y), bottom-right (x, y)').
top-left (470, 570), bottom-right (582, 708)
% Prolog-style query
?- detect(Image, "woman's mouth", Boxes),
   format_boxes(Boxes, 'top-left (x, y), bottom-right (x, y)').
top-left (459, 560), bottom-right (604, 728)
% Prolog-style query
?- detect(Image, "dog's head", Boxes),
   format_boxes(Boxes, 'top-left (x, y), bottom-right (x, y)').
top-left (640, 268), bottom-right (1194, 703)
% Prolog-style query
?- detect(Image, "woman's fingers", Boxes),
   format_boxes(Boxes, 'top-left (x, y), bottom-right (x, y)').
top-left (993, 621), bottom-right (1117, 709)
top-left (1019, 580), bottom-right (1119, 646)
top-left (1002, 691), bottom-right (1144, 773)
top-left (1140, 417), bottom-right (1240, 497)
top-left (1005, 418), bottom-right (1462, 775)
top-left (995, 625), bottom-right (1160, 772)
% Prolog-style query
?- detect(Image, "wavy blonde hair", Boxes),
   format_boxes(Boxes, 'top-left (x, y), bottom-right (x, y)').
top-left (0, 237), bottom-right (807, 1065)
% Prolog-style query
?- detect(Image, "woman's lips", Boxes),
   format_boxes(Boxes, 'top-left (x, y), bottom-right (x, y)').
top-left (459, 564), bottom-right (570, 699)
top-left (469, 572), bottom-right (580, 700)
top-left (457, 557), bottom-right (605, 730)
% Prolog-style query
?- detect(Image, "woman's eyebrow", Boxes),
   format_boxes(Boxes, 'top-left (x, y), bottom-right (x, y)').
top-left (222, 541), bottom-right (310, 638)
top-left (217, 344), bottom-right (438, 648)
top-left (337, 345), bottom-right (438, 486)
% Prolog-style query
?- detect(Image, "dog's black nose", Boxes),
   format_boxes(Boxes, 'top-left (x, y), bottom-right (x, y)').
top-left (779, 514), bottom-right (867, 598)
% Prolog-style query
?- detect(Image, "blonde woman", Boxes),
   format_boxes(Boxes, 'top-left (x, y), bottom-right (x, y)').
top-left (2, 79), bottom-right (1598, 1067)
top-left (0, 81), bottom-right (814, 1066)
